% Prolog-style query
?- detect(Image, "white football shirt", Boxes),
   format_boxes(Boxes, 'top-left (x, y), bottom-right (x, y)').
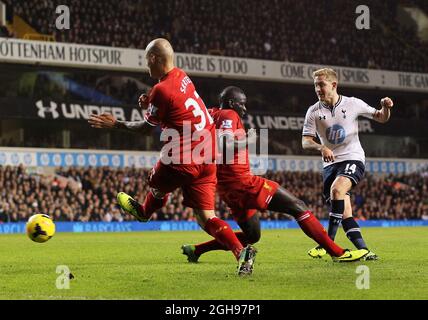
top-left (303, 95), bottom-right (377, 168)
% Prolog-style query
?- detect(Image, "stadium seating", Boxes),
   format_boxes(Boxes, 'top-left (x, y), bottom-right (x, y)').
top-left (3, 0), bottom-right (428, 73)
top-left (0, 165), bottom-right (426, 222)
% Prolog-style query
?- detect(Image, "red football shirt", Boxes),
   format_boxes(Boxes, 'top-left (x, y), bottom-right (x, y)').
top-left (144, 68), bottom-right (215, 164)
top-left (210, 107), bottom-right (250, 182)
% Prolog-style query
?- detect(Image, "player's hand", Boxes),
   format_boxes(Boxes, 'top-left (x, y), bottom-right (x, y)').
top-left (138, 93), bottom-right (149, 109)
top-left (321, 146), bottom-right (335, 162)
top-left (88, 113), bottom-right (117, 129)
top-left (381, 97), bottom-right (393, 109)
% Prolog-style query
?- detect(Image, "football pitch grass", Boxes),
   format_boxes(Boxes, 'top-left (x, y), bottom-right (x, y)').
top-left (0, 227), bottom-right (427, 300)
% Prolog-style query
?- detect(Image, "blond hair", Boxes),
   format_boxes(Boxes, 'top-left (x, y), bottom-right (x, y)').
top-left (312, 68), bottom-right (338, 82)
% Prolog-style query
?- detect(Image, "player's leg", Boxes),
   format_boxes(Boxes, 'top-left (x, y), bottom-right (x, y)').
top-left (117, 188), bottom-right (168, 222)
top-left (235, 212), bottom-right (260, 275)
top-left (268, 186), bottom-right (369, 261)
top-left (328, 175), bottom-right (352, 240)
top-left (304, 174), bottom-right (349, 257)
top-left (341, 193), bottom-right (367, 248)
top-left (185, 211), bottom-right (260, 261)
top-left (341, 194), bottom-right (378, 260)
top-left (117, 161), bottom-right (176, 221)
top-left (330, 165), bottom-right (378, 260)
top-left (219, 175), bottom-right (367, 260)
top-left (237, 213), bottom-right (261, 245)
top-left (267, 186), bottom-right (347, 257)
top-left (307, 162), bottom-right (349, 257)
top-left (332, 161), bottom-right (378, 259)
top-left (182, 164), bottom-right (249, 263)
top-left (193, 209), bottom-right (243, 261)
top-left (193, 208), bottom-right (257, 275)
top-left (193, 176), bottom-right (263, 253)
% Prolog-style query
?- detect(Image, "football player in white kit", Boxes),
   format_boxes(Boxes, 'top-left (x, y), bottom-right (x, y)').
top-left (302, 68), bottom-right (394, 260)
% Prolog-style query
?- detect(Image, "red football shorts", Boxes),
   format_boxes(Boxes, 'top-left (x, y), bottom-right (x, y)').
top-left (218, 175), bottom-right (279, 222)
top-left (148, 161), bottom-right (217, 210)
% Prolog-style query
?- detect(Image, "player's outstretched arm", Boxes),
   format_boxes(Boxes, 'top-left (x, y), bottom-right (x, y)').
top-left (88, 113), bottom-right (153, 135)
top-left (115, 120), bottom-right (153, 134)
top-left (88, 113), bottom-right (117, 129)
top-left (302, 136), bottom-right (335, 162)
top-left (373, 97), bottom-right (393, 123)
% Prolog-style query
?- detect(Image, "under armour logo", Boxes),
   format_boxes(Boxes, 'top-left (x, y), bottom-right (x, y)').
top-left (342, 109), bottom-right (347, 119)
top-left (319, 115), bottom-right (326, 120)
top-left (36, 100), bottom-right (60, 119)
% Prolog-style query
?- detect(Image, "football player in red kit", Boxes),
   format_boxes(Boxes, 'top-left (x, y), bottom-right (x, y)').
top-left (88, 39), bottom-right (256, 275)
top-left (181, 86), bottom-right (370, 263)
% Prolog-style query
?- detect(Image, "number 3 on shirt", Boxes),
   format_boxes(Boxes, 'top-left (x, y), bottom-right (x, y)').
top-left (184, 91), bottom-right (213, 131)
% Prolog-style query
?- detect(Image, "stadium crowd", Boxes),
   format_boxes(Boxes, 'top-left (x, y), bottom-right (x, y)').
top-left (4, 0), bottom-right (428, 73)
top-left (0, 165), bottom-right (427, 223)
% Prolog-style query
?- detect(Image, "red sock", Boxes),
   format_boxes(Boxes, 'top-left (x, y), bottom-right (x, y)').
top-left (194, 232), bottom-right (250, 256)
top-left (296, 211), bottom-right (345, 257)
top-left (203, 217), bottom-right (244, 260)
top-left (142, 192), bottom-right (169, 218)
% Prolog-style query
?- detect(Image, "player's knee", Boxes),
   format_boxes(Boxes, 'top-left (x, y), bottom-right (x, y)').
top-left (331, 186), bottom-right (346, 199)
top-left (247, 229), bottom-right (261, 244)
top-left (281, 198), bottom-right (309, 218)
top-left (150, 188), bottom-right (166, 199)
top-left (291, 199), bottom-right (308, 213)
